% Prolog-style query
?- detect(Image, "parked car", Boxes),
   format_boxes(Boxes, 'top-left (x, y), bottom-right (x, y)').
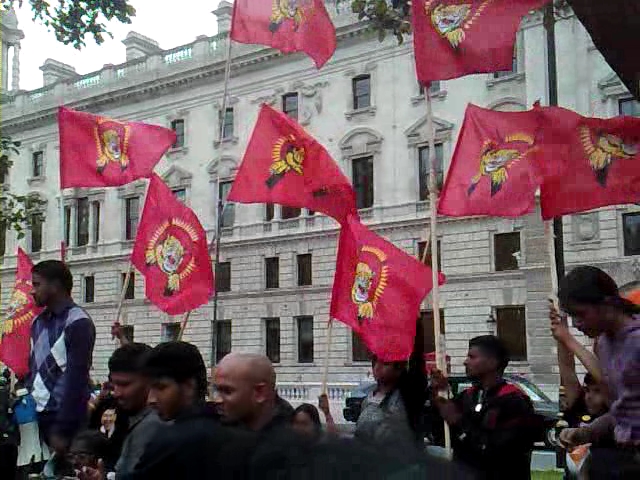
top-left (343, 374), bottom-right (559, 449)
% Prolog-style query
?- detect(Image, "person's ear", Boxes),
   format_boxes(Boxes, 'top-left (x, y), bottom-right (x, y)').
top-left (253, 382), bottom-right (268, 404)
top-left (184, 378), bottom-right (197, 401)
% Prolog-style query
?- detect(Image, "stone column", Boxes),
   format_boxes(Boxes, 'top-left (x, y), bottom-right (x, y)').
top-left (11, 42), bottom-right (20, 90)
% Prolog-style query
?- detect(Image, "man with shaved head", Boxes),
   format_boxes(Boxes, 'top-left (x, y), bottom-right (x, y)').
top-left (215, 353), bottom-right (293, 432)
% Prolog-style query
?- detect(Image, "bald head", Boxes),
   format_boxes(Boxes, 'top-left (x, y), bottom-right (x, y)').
top-left (217, 353), bottom-right (276, 388)
top-left (215, 353), bottom-right (278, 429)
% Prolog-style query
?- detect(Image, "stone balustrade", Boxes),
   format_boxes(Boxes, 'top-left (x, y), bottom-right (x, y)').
top-left (277, 381), bottom-right (361, 423)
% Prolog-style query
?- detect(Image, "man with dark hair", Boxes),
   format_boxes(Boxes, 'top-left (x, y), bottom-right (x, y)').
top-left (432, 335), bottom-right (540, 479)
top-left (27, 260), bottom-right (95, 465)
top-left (117, 342), bottom-right (256, 479)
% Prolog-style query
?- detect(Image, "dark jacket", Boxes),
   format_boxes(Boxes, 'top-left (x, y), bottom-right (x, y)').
top-left (450, 380), bottom-right (541, 480)
top-left (121, 404), bottom-right (257, 480)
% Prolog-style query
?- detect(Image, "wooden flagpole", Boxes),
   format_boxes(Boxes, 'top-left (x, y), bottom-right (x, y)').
top-left (210, 33), bottom-right (234, 366)
top-left (178, 311), bottom-right (192, 341)
top-left (425, 86), bottom-right (451, 455)
top-left (59, 194), bottom-right (66, 263)
top-left (545, 221), bottom-right (560, 308)
top-left (114, 264), bottom-right (133, 326)
top-left (321, 319), bottom-right (334, 395)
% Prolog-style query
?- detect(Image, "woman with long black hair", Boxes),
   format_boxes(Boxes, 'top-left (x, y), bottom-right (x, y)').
top-left (354, 318), bottom-right (427, 459)
top-left (557, 266), bottom-right (640, 479)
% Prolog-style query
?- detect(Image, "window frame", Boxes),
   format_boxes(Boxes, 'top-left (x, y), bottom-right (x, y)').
top-left (264, 317), bottom-right (281, 364)
top-left (161, 322), bottom-right (181, 342)
top-left (124, 196), bottom-right (140, 241)
top-left (171, 119), bottom-right (185, 148)
top-left (32, 150), bottom-right (44, 178)
top-left (297, 253), bottom-right (312, 287)
top-left (623, 212), bottom-right (640, 256)
top-left (265, 257), bottom-right (280, 289)
top-left (76, 197), bottom-right (90, 247)
top-left (494, 232), bottom-right (521, 272)
top-left (91, 201), bottom-right (101, 244)
top-left (352, 74), bottom-right (371, 110)
top-left (619, 98), bottom-right (640, 117)
top-left (281, 206), bottom-right (301, 220)
top-left (216, 261), bottom-right (231, 292)
top-left (418, 144), bottom-right (444, 201)
top-left (218, 181), bottom-right (235, 229)
top-left (296, 316), bottom-right (314, 364)
top-left (282, 92), bottom-right (299, 120)
top-left (495, 306), bottom-right (528, 362)
top-left (418, 240), bottom-right (442, 270)
top-left (352, 155), bottom-right (374, 210)
top-left (30, 213), bottom-right (44, 253)
top-left (420, 309), bottom-right (445, 354)
top-left (122, 272), bottom-right (135, 300)
top-left (220, 107), bottom-right (234, 140)
top-left (215, 320), bottom-right (232, 363)
top-left (84, 275), bottom-right (95, 303)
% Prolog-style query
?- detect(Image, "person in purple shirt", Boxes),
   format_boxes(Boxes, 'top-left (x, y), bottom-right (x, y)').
top-left (557, 266), bottom-right (640, 478)
top-left (27, 261), bottom-right (95, 467)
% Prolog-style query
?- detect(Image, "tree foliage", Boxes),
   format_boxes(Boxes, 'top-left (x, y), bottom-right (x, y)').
top-left (1, 0), bottom-right (136, 49)
top-left (0, 136), bottom-right (46, 242)
top-left (349, 0), bottom-right (412, 43)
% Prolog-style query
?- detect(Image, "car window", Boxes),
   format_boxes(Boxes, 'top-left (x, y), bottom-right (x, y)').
top-left (512, 381), bottom-right (544, 402)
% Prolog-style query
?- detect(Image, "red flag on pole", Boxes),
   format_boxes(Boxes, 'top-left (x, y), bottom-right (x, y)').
top-left (412, 0), bottom-right (549, 83)
top-left (228, 104), bottom-right (357, 224)
top-left (131, 174), bottom-right (213, 315)
top-left (230, 0), bottom-right (336, 68)
top-left (0, 248), bottom-right (43, 378)
top-left (438, 104), bottom-right (542, 218)
top-left (330, 216), bottom-right (445, 362)
top-left (538, 106), bottom-right (640, 219)
top-left (58, 107), bottom-right (176, 189)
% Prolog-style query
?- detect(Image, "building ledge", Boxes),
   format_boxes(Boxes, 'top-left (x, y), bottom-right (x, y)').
top-left (213, 136), bottom-right (239, 148)
top-left (27, 176), bottom-right (46, 186)
top-left (486, 72), bottom-right (525, 89)
top-left (345, 106), bottom-right (377, 121)
top-left (410, 89), bottom-right (448, 106)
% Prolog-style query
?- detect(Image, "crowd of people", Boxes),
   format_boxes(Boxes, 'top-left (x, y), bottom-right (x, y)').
top-left (0, 259), bottom-right (638, 479)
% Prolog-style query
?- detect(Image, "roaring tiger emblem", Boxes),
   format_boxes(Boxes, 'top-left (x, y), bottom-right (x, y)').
top-left (145, 219), bottom-right (199, 296)
top-left (270, 0), bottom-right (306, 33)
top-left (1, 283), bottom-right (36, 339)
top-left (351, 246), bottom-right (388, 322)
top-left (266, 134), bottom-right (305, 188)
top-left (580, 125), bottom-right (638, 186)
top-left (425, 1), bottom-right (491, 48)
top-left (468, 133), bottom-right (537, 197)
top-left (95, 118), bottom-right (130, 173)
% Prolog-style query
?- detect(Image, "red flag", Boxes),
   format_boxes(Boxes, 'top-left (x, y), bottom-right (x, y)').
top-left (58, 107), bottom-right (176, 188)
top-left (538, 107), bottom-right (640, 219)
top-left (231, 0), bottom-right (336, 68)
top-left (0, 248), bottom-right (43, 378)
top-left (228, 104), bottom-right (357, 224)
top-left (131, 174), bottom-right (213, 315)
top-left (330, 216), bottom-right (445, 361)
top-left (438, 104), bottom-right (542, 218)
top-left (413, 0), bottom-right (549, 83)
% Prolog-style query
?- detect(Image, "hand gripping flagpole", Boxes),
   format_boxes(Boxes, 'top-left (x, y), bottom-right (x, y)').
top-left (210, 32), bottom-right (234, 367)
top-left (425, 86), bottom-right (451, 455)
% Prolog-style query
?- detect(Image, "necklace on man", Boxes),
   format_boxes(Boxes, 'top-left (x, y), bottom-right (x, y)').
top-left (474, 390), bottom-right (484, 413)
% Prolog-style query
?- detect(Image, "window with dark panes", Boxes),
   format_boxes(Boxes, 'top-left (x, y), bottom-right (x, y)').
top-left (352, 331), bottom-right (369, 362)
top-left (92, 201), bottom-right (100, 244)
top-left (419, 81), bottom-right (441, 95)
top-left (171, 119), bottom-right (185, 148)
top-left (221, 108), bottom-right (234, 139)
top-left (219, 181), bottom-right (235, 228)
top-left (297, 254), bottom-right (312, 286)
top-left (623, 213), bottom-right (640, 256)
top-left (125, 197), bottom-right (140, 240)
top-left (265, 318), bottom-right (281, 363)
top-left (216, 320), bottom-right (232, 363)
top-left (352, 75), bottom-right (371, 110)
top-left (122, 272), bottom-right (135, 300)
top-left (493, 48), bottom-right (518, 78)
top-left (619, 98), bottom-right (640, 117)
top-left (121, 325), bottom-right (135, 343)
top-left (30, 214), bottom-right (43, 253)
top-left (281, 206), bottom-right (301, 220)
top-left (418, 240), bottom-right (442, 270)
top-left (282, 93), bottom-right (299, 120)
top-left (32, 151), bottom-right (44, 177)
top-left (162, 322), bottom-right (181, 342)
top-left (420, 309), bottom-right (445, 354)
top-left (216, 262), bottom-right (231, 292)
top-left (494, 232), bottom-right (521, 271)
top-left (496, 306), bottom-right (527, 361)
top-left (76, 197), bottom-right (90, 247)
top-left (84, 275), bottom-right (95, 303)
top-left (172, 188), bottom-right (186, 203)
top-left (418, 144), bottom-right (444, 201)
top-left (265, 203), bottom-right (275, 222)
top-left (352, 156), bottom-right (374, 209)
top-left (265, 257), bottom-right (280, 289)
top-left (64, 206), bottom-right (71, 246)
top-left (297, 316), bottom-right (314, 363)
top-left (0, 221), bottom-right (5, 257)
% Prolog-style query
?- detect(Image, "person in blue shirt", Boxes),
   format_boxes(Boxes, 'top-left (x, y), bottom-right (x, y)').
top-left (26, 260), bottom-right (95, 469)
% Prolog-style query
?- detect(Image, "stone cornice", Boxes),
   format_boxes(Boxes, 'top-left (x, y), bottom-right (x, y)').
top-left (1, 20), bottom-right (373, 135)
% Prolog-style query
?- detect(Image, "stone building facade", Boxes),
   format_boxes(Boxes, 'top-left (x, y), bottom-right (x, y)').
top-left (2, 2), bottom-right (640, 409)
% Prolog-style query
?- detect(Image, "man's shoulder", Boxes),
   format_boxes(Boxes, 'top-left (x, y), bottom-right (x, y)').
top-left (66, 304), bottom-right (94, 325)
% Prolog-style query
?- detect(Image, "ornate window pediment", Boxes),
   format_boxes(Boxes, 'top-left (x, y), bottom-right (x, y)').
top-left (339, 127), bottom-right (383, 159)
top-left (162, 165), bottom-right (192, 189)
top-left (487, 97), bottom-right (527, 112)
top-left (404, 115), bottom-right (453, 147)
top-left (207, 155), bottom-right (238, 182)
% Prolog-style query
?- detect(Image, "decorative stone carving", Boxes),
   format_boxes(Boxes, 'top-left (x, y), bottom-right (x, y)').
top-left (404, 115), bottom-right (454, 146)
top-left (299, 81), bottom-right (328, 125)
top-left (252, 87), bottom-right (284, 106)
top-left (339, 127), bottom-right (383, 159)
top-left (572, 213), bottom-right (599, 242)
